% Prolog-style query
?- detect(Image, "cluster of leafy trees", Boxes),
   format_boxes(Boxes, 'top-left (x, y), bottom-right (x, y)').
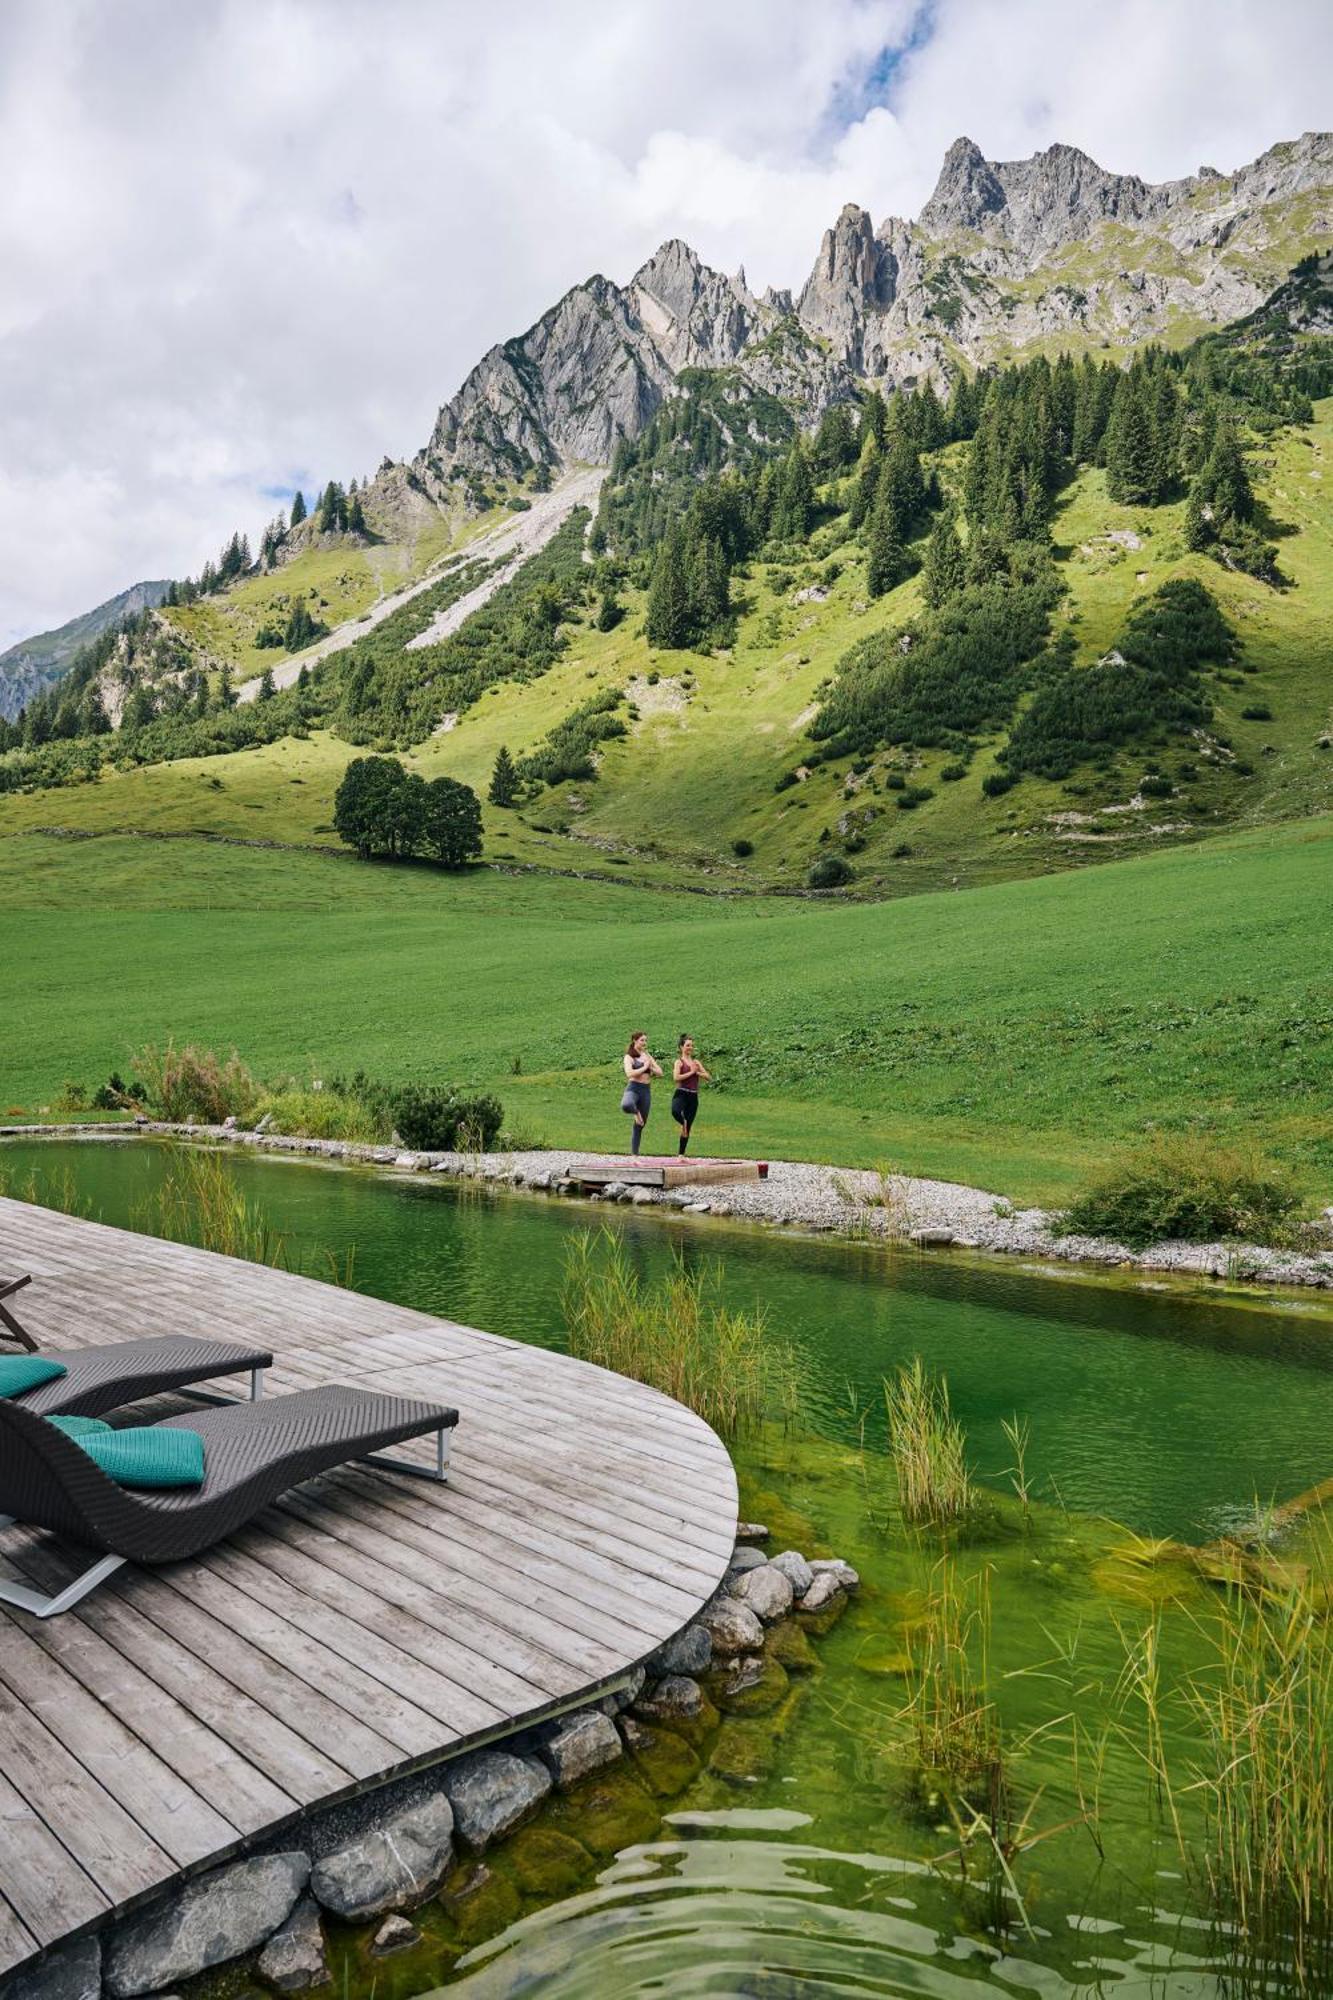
top-left (332, 755), bottom-right (483, 866)
top-left (517, 689), bottom-right (627, 788)
top-left (1002, 577), bottom-right (1232, 781)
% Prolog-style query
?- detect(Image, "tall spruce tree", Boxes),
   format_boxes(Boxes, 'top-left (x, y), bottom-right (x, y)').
top-left (645, 526), bottom-right (693, 648)
top-left (922, 511), bottom-right (966, 608)
top-left (865, 493), bottom-right (906, 598)
top-left (289, 489), bottom-right (307, 526)
top-left (488, 744), bottom-right (519, 807)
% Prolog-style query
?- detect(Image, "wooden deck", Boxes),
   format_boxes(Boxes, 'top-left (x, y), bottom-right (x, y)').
top-left (0, 1197), bottom-right (737, 1981)
top-left (574, 1156), bottom-right (769, 1190)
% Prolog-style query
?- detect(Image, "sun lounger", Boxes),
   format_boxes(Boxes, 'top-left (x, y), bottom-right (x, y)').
top-left (0, 1276), bottom-right (37, 1351)
top-left (4, 1334), bottom-right (272, 1417)
top-left (0, 1385), bottom-right (456, 1617)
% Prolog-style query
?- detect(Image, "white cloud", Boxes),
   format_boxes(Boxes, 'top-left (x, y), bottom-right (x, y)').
top-left (1, 0), bottom-right (1329, 644)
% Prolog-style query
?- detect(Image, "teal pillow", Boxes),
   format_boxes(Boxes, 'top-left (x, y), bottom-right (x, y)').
top-left (48, 1415), bottom-right (111, 1439)
top-left (0, 1355), bottom-right (68, 1398)
top-left (77, 1426), bottom-right (206, 1490)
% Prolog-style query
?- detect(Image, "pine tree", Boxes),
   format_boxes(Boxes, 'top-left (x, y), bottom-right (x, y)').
top-left (922, 511), bottom-right (966, 608)
top-left (857, 390), bottom-right (888, 451)
top-left (865, 493), bottom-right (906, 598)
top-left (1201, 423), bottom-right (1253, 524)
top-left (881, 434), bottom-right (926, 534)
top-left (1105, 374), bottom-right (1160, 505)
top-left (289, 489), bottom-right (307, 527)
top-left (489, 744), bottom-right (519, 807)
top-left (257, 667), bottom-right (276, 701)
top-left (347, 492), bottom-right (366, 533)
top-left (1183, 482), bottom-right (1210, 551)
top-left (812, 402), bottom-right (857, 476)
top-left (770, 443), bottom-right (814, 541)
top-left (218, 666), bottom-right (236, 711)
top-left (645, 527), bottom-right (693, 648)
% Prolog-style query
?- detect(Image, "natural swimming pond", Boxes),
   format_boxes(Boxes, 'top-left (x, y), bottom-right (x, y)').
top-left (4, 1137), bottom-right (1332, 1997)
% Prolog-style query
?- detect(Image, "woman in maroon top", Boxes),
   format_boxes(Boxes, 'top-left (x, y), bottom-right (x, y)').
top-left (670, 1035), bottom-right (712, 1157)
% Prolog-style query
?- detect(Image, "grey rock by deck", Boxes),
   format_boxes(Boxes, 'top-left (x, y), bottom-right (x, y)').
top-left (700, 1595), bottom-right (765, 1656)
top-left (105, 1852), bottom-right (309, 1997)
top-left (255, 1895), bottom-right (328, 1992)
top-left (731, 1564), bottom-right (795, 1624)
top-left (536, 1708), bottom-right (623, 1787)
top-left (725, 1546), bottom-right (767, 1576)
top-left (311, 1794), bottom-right (453, 1920)
top-left (809, 1557), bottom-right (860, 1590)
top-left (632, 1674), bottom-right (704, 1721)
top-left (800, 1572), bottom-right (843, 1612)
top-left (647, 1621), bottom-right (712, 1677)
top-left (443, 1749), bottom-right (552, 1852)
top-left (769, 1550), bottom-right (815, 1598)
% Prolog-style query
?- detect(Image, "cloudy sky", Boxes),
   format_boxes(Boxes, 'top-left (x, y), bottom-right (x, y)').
top-left (2, 0), bottom-right (1329, 646)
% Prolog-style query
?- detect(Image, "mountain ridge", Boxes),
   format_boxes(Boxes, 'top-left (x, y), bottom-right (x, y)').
top-left (0, 580), bottom-right (172, 721)
top-left (397, 128), bottom-right (1331, 506)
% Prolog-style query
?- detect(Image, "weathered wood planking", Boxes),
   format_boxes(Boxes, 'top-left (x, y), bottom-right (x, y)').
top-left (573, 1157), bottom-right (768, 1189)
top-left (0, 1196), bottom-right (737, 1981)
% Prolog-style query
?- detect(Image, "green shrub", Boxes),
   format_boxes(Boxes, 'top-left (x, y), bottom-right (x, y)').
top-left (808, 853), bottom-right (854, 889)
top-left (391, 1086), bottom-right (504, 1152)
top-left (131, 1041), bottom-right (260, 1125)
top-left (1241, 704), bottom-right (1273, 721)
top-left (252, 1089), bottom-right (387, 1144)
top-left (1140, 773), bottom-right (1174, 798)
top-left (981, 771), bottom-right (1015, 797)
top-left (1062, 1138), bottom-right (1304, 1249)
top-left (731, 838), bottom-right (754, 857)
top-left (940, 761), bottom-right (967, 782)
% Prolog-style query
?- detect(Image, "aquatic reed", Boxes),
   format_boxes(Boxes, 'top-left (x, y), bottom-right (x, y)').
top-left (885, 1357), bottom-right (976, 1527)
top-left (561, 1230), bottom-right (799, 1440)
top-left (133, 1144), bottom-right (289, 1268)
top-left (1187, 1581), bottom-right (1333, 1997)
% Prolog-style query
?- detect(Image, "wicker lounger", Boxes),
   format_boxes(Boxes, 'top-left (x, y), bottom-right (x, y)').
top-left (0, 1385), bottom-right (458, 1619)
top-left (11, 1334), bottom-right (273, 1417)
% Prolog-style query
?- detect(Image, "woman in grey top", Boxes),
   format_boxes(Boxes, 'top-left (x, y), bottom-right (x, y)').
top-left (620, 1031), bottom-right (662, 1157)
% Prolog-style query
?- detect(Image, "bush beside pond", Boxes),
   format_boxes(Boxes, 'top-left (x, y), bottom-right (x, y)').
top-left (1062, 1136), bottom-right (1305, 1250)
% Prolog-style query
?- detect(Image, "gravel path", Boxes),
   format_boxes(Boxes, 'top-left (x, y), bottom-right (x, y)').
top-left (7, 1126), bottom-right (1332, 1293)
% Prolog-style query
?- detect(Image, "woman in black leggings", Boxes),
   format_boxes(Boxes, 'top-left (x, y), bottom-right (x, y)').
top-left (671, 1035), bottom-right (712, 1156)
top-left (621, 1031), bottom-right (661, 1156)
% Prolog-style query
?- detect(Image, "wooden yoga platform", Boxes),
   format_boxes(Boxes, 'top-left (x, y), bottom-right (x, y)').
top-left (573, 1156), bottom-right (770, 1190)
top-left (0, 1196), bottom-right (737, 1983)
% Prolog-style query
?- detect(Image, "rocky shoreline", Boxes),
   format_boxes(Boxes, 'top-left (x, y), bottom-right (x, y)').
top-left (5, 1123), bottom-right (1331, 1295)
top-left (7, 1526), bottom-right (857, 1999)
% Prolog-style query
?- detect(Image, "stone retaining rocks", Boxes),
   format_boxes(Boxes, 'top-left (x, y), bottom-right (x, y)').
top-left (444, 1750), bottom-right (552, 1852)
top-left (310, 1794), bottom-right (454, 1920)
top-left (731, 1564), bottom-right (795, 1623)
top-left (809, 1558), bottom-right (860, 1590)
top-left (725, 1546), bottom-right (767, 1575)
top-left (646, 1622), bottom-right (712, 1677)
top-left (371, 1915), bottom-right (420, 1955)
top-left (536, 1709), bottom-right (623, 1788)
top-left (105, 1853), bottom-right (309, 1998)
top-left (800, 1572), bottom-right (843, 1612)
top-left (633, 1674), bottom-right (704, 1721)
top-left (699, 1596), bottom-right (765, 1656)
top-left (769, 1550), bottom-right (814, 1597)
top-left (255, 1896), bottom-right (328, 1993)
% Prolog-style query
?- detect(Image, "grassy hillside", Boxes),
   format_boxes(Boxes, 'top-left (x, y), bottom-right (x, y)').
top-left (3, 813), bottom-right (1330, 1205)
top-left (6, 399), bottom-right (1331, 897)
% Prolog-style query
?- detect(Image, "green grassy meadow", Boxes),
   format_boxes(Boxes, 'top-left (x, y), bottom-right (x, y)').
top-left (4, 812), bottom-right (1330, 1205)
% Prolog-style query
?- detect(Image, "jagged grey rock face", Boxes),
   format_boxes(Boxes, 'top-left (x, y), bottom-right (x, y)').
top-left (402, 131), bottom-right (1330, 488)
top-left (105, 1853), bottom-right (310, 1997)
top-left (310, 1793), bottom-right (454, 1921)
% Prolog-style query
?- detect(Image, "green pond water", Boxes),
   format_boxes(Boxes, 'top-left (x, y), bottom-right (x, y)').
top-left (5, 1138), bottom-right (1332, 1998)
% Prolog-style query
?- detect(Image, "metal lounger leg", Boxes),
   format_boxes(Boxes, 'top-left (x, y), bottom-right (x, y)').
top-left (0, 1554), bottom-right (126, 1619)
top-left (188, 1362), bottom-right (268, 1407)
top-left (361, 1424), bottom-right (451, 1484)
top-left (250, 1364), bottom-right (265, 1400)
top-left (0, 1275), bottom-right (37, 1352)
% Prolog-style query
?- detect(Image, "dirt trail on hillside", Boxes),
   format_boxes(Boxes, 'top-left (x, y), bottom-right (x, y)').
top-left (236, 467), bottom-right (604, 703)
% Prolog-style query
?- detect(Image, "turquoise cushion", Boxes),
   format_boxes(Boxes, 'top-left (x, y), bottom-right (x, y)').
top-left (77, 1426), bottom-right (206, 1490)
top-left (0, 1355), bottom-right (67, 1398)
top-left (48, 1415), bottom-right (111, 1439)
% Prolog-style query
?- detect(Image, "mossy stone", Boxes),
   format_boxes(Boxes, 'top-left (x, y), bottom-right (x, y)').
top-left (709, 1718), bottom-right (782, 1786)
top-left (437, 1861), bottom-right (522, 1948)
top-left (796, 1590), bottom-right (848, 1636)
top-left (621, 1718), bottom-right (703, 1798)
top-left (765, 1618), bottom-right (817, 1674)
top-left (714, 1656), bottom-right (790, 1718)
top-left (548, 1765), bottom-right (661, 1858)
top-left (504, 1825), bottom-right (593, 1898)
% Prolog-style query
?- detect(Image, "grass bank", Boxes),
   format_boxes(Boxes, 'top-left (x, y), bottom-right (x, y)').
top-left (2, 813), bottom-right (1330, 1205)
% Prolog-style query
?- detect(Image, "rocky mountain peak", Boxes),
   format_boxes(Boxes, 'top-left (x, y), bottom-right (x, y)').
top-left (919, 136), bottom-right (1005, 233)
